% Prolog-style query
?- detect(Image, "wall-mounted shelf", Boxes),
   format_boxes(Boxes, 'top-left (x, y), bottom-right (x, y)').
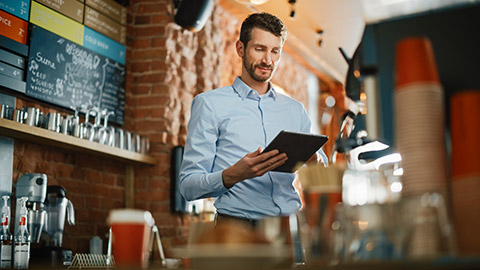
top-left (0, 118), bottom-right (157, 165)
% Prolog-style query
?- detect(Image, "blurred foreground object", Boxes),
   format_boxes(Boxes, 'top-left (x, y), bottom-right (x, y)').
top-left (179, 220), bottom-right (292, 269)
top-left (450, 90), bottom-right (480, 256)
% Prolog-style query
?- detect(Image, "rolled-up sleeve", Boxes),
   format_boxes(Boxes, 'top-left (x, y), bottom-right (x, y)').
top-left (179, 95), bottom-right (229, 201)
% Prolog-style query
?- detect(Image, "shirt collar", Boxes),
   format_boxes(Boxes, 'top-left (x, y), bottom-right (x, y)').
top-left (233, 77), bottom-right (277, 101)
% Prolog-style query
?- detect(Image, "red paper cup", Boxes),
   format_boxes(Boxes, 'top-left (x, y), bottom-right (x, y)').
top-left (394, 37), bottom-right (440, 89)
top-left (107, 209), bottom-right (155, 269)
top-left (450, 90), bottom-right (480, 178)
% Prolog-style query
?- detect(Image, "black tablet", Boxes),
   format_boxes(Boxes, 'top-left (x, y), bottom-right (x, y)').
top-left (263, 130), bottom-right (328, 173)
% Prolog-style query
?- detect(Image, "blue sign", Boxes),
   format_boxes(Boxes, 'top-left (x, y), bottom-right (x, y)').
top-left (83, 27), bottom-right (126, 65)
top-left (0, 0), bottom-right (29, 21)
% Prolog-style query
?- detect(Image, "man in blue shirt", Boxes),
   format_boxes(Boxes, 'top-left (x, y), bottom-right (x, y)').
top-left (179, 12), bottom-right (322, 224)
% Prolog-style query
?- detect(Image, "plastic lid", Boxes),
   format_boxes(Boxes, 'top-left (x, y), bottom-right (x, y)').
top-left (107, 209), bottom-right (155, 226)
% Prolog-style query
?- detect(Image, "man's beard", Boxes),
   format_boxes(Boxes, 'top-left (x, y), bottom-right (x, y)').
top-left (243, 56), bottom-right (274, 83)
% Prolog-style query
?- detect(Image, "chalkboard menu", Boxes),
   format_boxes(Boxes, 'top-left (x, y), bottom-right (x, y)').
top-left (26, 25), bottom-right (125, 124)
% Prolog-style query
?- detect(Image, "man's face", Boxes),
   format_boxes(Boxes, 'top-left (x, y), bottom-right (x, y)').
top-left (241, 28), bottom-right (283, 83)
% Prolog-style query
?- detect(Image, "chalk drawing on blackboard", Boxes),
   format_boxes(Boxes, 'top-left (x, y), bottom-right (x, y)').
top-left (98, 58), bottom-right (125, 111)
top-left (55, 78), bottom-right (64, 97)
top-left (26, 25), bottom-right (125, 124)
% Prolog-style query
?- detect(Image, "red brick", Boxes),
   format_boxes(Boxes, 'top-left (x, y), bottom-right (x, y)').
top-left (131, 61), bottom-right (151, 73)
top-left (69, 193), bottom-right (87, 208)
top-left (115, 176), bottom-right (125, 187)
top-left (14, 140), bottom-right (25, 155)
top-left (134, 94), bottom-right (171, 107)
top-left (132, 38), bottom-right (151, 49)
top-left (147, 179), bottom-right (169, 190)
top-left (47, 150), bottom-right (73, 163)
top-left (101, 174), bottom-right (116, 185)
top-left (149, 202), bottom-right (170, 213)
top-left (75, 155), bottom-right (103, 169)
top-left (150, 60), bottom-right (167, 72)
top-left (136, 3), bottom-right (168, 15)
top-left (132, 107), bottom-right (152, 118)
top-left (83, 196), bottom-right (101, 209)
top-left (109, 187), bottom-right (124, 198)
top-left (152, 37), bottom-right (166, 47)
top-left (135, 25), bottom-right (166, 37)
top-left (55, 164), bottom-right (73, 179)
top-left (136, 165), bottom-right (169, 178)
top-left (150, 107), bottom-right (172, 119)
top-left (85, 170), bottom-right (102, 183)
top-left (36, 160), bottom-right (55, 176)
top-left (135, 189), bottom-right (168, 202)
top-left (135, 15), bottom-right (151, 25)
top-left (134, 70), bottom-right (165, 84)
top-left (130, 84), bottom-right (151, 95)
top-left (17, 150), bottom-right (40, 172)
top-left (151, 13), bottom-right (170, 24)
top-left (100, 197), bottom-right (119, 210)
top-left (134, 119), bottom-right (170, 132)
top-left (151, 84), bottom-right (172, 95)
top-left (153, 214), bottom-right (181, 227)
top-left (102, 162), bottom-right (124, 176)
top-left (71, 167), bottom-right (85, 180)
top-left (133, 48), bottom-right (166, 60)
top-left (90, 183), bottom-right (111, 197)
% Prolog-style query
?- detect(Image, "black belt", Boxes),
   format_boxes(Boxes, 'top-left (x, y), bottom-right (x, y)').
top-left (215, 213), bottom-right (259, 227)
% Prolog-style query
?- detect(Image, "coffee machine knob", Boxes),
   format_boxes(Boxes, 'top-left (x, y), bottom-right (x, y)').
top-left (36, 177), bottom-right (44, 186)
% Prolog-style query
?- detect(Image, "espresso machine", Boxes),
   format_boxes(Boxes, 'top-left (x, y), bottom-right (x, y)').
top-left (14, 173), bottom-right (47, 244)
top-left (36, 185), bottom-right (76, 267)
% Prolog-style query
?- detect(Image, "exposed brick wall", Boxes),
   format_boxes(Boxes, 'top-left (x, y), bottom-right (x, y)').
top-left (12, 99), bottom-right (125, 253)
top-left (9, 0), bottom-right (317, 256)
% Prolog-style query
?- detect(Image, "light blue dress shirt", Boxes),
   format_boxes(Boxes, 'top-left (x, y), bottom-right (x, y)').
top-left (179, 77), bottom-right (324, 220)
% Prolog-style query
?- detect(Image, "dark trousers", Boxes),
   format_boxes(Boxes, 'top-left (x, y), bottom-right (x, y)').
top-left (214, 212), bottom-right (259, 228)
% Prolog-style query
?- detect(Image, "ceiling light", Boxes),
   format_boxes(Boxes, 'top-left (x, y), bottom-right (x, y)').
top-left (288, 0), bottom-right (296, 20)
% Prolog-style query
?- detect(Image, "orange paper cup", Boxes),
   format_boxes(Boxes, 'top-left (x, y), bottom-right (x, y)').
top-left (107, 209), bottom-right (155, 269)
top-left (450, 90), bottom-right (480, 178)
top-left (394, 37), bottom-right (440, 89)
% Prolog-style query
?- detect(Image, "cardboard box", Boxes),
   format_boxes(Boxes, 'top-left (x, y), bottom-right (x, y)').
top-left (0, 73), bottom-right (26, 93)
top-left (29, 1), bottom-right (84, 45)
top-left (0, 33), bottom-right (28, 56)
top-left (0, 9), bottom-right (28, 44)
top-left (35, 0), bottom-right (85, 24)
top-left (85, 0), bottom-right (126, 25)
top-left (83, 26), bottom-right (125, 65)
top-left (0, 0), bottom-right (30, 21)
top-left (0, 60), bottom-right (23, 80)
top-left (84, 5), bottom-right (125, 44)
top-left (0, 47), bottom-right (25, 69)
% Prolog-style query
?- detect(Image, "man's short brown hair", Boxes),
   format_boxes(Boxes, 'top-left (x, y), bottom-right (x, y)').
top-left (239, 12), bottom-right (287, 46)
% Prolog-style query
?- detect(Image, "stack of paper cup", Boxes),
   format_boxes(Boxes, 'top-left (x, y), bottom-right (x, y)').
top-left (394, 37), bottom-right (448, 197)
top-left (450, 90), bottom-right (480, 256)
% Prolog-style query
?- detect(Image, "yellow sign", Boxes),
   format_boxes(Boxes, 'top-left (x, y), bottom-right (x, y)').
top-left (29, 1), bottom-right (84, 45)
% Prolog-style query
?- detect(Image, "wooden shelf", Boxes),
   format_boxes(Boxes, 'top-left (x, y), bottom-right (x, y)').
top-left (0, 118), bottom-right (157, 165)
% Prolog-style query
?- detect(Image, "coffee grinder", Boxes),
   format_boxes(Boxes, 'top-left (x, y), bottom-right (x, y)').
top-left (14, 174), bottom-right (47, 268)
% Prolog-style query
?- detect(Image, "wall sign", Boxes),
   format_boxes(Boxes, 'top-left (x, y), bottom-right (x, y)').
top-left (26, 25), bottom-right (125, 124)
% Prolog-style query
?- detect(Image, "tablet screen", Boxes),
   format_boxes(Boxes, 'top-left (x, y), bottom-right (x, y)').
top-left (263, 130), bottom-right (328, 173)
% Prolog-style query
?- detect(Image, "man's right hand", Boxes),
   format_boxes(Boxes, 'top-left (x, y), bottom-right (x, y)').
top-left (222, 147), bottom-right (288, 188)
